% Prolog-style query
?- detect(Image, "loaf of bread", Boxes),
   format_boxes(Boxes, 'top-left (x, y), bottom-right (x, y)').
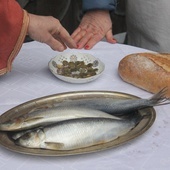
top-left (118, 52), bottom-right (170, 97)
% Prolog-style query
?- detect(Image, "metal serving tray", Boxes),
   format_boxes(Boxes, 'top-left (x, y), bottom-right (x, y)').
top-left (0, 91), bottom-right (156, 156)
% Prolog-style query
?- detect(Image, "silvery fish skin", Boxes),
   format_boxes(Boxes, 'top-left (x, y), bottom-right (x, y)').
top-left (52, 88), bottom-right (170, 116)
top-left (0, 107), bottom-right (120, 131)
top-left (54, 88), bottom-right (169, 114)
top-left (15, 116), bottom-right (141, 150)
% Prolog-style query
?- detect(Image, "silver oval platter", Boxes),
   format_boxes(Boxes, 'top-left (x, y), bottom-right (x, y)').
top-left (0, 91), bottom-right (156, 156)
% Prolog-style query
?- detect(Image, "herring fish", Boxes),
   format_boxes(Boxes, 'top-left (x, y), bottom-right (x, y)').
top-left (15, 115), bottom-right (141, 150)
top-left (54, 88), bottom-right (169, 114)
top-left (0, 107), bottom-right (120, 131)
top-left (0, 88), bottom-right (169, 132)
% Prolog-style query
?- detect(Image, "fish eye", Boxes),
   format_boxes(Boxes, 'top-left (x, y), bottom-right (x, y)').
top-left (22, 131), bottom-right (36, 139)
top-left (22, 133), bottom-right (30, 140)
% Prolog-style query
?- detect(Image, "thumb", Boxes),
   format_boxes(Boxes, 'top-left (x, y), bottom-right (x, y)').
top-left (105, 29), bottom-right (117, 44)
top-left (44, 34), bottom-right (66, 51)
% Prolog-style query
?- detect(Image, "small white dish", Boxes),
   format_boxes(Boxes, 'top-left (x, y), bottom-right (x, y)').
top-left (48, 52), bottom-right (105, 83)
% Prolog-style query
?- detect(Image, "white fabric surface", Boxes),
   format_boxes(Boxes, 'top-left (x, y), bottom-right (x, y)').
top-left (0, 41), bottom-right (170, 170)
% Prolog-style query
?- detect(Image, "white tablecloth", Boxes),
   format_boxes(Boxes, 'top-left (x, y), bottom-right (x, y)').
top-left (0, 41), bottom-right (170, 170)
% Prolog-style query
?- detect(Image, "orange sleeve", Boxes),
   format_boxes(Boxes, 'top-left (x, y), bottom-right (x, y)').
top-left (0, 0), bottom-right (29, 75)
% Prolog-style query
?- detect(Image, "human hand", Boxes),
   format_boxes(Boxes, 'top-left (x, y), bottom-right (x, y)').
top-left (71, 10), bottom-right (117, 50)
top-left (27, 14), bottom-right (77, 51)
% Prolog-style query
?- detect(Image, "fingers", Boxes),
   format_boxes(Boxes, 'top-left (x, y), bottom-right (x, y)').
top-left (71, 27), bottom-right (81, 39)
top-left (44, 24), bottom-right (77, 51)
top-left (28, 14), bottom-right (77, 51)
top-left (74, 30), bottom-right (101, 49)
top-left (84, 31), bottom-right (117, 50)
top-left (72, 30), bottom-right (88, 44)
top-left (76, 32), bottom-right (94, 49)
top-left (43, 33), bottom-right (67, 51)
top-left (84, 34), bottom-right (102, 50)
top-left (72, 27), bottom-right (117, 50)
top-left (71, 26), bottom-right (98, 49)
top-left (55, 25), bottom-right (77, 49)
top-left (105, 30), bottom-right (117, 44)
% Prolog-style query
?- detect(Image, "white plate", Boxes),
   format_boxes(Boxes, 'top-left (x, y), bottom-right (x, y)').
top-left (48, 53), bottom-right (105, 83)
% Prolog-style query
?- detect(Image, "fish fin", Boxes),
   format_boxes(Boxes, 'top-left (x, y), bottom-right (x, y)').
top-left (45, 142), bottom-right (64, 150)
top-left (24, 117), bottom-right (44, 123)
top-left (149, 87), bottom-right (170, 106)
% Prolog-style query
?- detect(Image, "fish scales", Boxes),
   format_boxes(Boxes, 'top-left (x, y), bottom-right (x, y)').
top-left (15, 116), bottom-right (141, 150)
top-left (0, 107), bottom-right (120, 131)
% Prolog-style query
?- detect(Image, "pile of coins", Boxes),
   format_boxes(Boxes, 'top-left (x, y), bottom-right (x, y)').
top-left (56, 60), bottom-right (98, 78)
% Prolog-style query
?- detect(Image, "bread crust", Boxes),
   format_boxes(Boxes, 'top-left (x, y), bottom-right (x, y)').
top-left (118, 53), bottom-right (170, 97)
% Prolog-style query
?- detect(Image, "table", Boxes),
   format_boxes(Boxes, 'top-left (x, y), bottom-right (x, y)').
top-left (0, 41), bottom-right (170, 170)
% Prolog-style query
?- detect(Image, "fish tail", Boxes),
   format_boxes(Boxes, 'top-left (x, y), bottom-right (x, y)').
top-left (149, 87), bottom-right (170, 106)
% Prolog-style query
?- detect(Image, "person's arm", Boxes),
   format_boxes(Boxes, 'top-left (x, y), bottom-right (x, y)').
top-left (82, 0), bottom-right (117, 11)
top-left (0, 0), bottom-right (29, 75)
